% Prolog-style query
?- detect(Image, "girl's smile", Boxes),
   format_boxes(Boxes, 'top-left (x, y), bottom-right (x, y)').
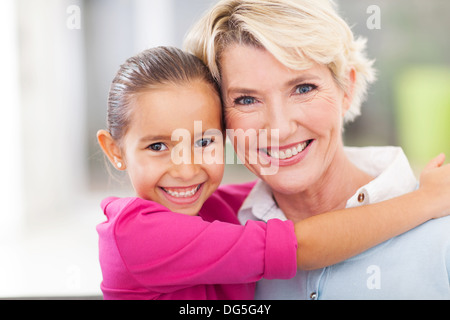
top-left (159, 183), bottom-right (204, 205)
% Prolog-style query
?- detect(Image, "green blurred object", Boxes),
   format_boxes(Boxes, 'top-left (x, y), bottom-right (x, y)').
top-left (396, 66), bottom-right (450, 165)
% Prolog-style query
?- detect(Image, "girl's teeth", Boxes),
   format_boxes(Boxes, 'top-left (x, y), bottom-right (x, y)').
top-left (267, 141), bottom-right (309, 159)
top-left (164, 185), bottom-right (200, 198)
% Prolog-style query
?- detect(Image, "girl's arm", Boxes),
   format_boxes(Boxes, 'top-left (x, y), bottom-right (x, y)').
top-left (107, 198), bottom-right (297, 291)
top-left (296, 154), bottom-right (450, 270)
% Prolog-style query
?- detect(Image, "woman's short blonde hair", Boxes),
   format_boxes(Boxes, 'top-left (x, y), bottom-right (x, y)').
top-left (184, 0), bottom-right (376, 123)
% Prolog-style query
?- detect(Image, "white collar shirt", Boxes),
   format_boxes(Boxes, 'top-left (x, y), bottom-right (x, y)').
top-left (238, 146), bottom-right (450, 300)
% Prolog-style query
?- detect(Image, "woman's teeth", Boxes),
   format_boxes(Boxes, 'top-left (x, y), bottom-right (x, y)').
top-left (266, 141), bottom-right (311, 160)
top-left (162, 185), bottom-right (201, 198)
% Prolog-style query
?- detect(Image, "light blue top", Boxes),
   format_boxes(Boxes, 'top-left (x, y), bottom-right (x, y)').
top-left (238, 147), bottom-right (450, 300)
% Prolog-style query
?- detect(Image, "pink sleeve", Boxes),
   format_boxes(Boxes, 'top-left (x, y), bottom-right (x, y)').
top-left (199, 181), bottom-right (257, 223)
top-left (113, 198), bottom-right (297, 293)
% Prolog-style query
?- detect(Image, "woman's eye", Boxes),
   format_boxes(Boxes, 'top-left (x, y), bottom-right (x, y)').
top-left (295, 84), bottom-right (317, 95)
top-left (148, 142), bottom-right (168, 152)
top-left (235, 96), bottom-right (257, 105)
top-left (195, 137), bottom-right (214, 148)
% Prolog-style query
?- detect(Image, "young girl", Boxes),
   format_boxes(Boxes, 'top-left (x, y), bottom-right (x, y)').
top-left (96, 46), bottom-right (450, 300)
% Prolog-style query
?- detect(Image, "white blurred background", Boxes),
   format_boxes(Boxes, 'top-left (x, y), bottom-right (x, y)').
top-left (1, 0), bottom-right (449, 299)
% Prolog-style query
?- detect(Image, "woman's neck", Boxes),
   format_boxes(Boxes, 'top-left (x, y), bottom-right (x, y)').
top-left (272, 147), bottom-right (374, 223)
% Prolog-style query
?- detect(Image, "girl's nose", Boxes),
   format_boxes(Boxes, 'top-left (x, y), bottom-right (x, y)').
top-left (170, 162), bottom-right (201, 182)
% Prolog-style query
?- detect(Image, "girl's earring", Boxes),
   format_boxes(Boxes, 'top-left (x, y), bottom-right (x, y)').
top-left (114, 157), bottom-right (123, 169)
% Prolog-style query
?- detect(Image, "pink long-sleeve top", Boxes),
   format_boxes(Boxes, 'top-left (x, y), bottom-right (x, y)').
top-left (97, 182), bottom-right (297, 300)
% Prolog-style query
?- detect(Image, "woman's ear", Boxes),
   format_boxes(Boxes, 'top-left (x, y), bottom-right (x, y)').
top-left (342, 68), bottom-right (356, 117)
top-left (97, 130), bottom-right (126, 170)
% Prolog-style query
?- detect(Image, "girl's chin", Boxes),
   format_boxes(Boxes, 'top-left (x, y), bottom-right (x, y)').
top-left (159, 198), bottom-right (203, 216)
top-left (168, 207), bottom-right (200, 216)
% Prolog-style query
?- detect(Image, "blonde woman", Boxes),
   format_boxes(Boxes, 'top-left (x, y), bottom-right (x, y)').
top-left (185, 0), bottom-right (450, 299)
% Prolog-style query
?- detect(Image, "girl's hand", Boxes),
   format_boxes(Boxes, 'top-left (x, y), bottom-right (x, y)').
top-left (419, 153), bottom-right (450, 219)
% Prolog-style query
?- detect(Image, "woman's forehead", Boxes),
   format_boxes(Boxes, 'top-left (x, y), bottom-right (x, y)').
top-left (220, 45), bottom-right (329, 88)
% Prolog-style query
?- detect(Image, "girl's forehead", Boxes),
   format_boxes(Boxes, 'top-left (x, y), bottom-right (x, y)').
top-left (129, 82), bottom-right (222, 132)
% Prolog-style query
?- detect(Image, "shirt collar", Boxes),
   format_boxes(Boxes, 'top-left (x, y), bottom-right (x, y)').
top-left (238, 179), bottom-right (286, 224)
top-left (238, 146), bottom-right (418, 223)
top-left (345, 146), bottom-right (418, 207)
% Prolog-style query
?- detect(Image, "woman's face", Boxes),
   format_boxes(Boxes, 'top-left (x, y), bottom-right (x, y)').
top-left (220, 45), bottom-right (353, 195)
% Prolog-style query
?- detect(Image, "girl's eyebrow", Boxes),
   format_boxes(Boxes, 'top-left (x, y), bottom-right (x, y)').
top-left (139, 134), bottom-right (173, 143)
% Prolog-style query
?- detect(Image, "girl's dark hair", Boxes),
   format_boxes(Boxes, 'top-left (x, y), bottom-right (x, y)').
top-left (107, 46), bottom-right (220, 143)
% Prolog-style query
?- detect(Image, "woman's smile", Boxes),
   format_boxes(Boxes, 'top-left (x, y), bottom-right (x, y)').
top-left (259, 139), bottom-right (314, 166)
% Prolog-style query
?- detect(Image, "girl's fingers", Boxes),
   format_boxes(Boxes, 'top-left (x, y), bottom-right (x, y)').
top-left (423, 153), bottom-right (446, 171)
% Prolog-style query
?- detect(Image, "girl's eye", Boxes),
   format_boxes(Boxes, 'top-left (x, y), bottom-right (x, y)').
top-left (295, 84), bottom-right (317, 95)
top-left (148, 142), bottom-right (168, 152)
top-left (234, 96), bottom-right (257, 106)
top-left (195, 137), bottom-right (214, 148)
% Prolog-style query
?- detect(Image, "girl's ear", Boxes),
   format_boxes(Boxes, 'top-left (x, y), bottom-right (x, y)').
top-left (97, 130), bottom-right (126, 170)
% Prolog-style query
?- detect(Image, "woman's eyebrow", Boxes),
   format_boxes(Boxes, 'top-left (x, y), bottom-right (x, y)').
top-left (226, 87), bottom-right (259, 96)
top-left (285, 74), bottom-right (321, 87)
top-left (226, 74), bottom-right (321, 96)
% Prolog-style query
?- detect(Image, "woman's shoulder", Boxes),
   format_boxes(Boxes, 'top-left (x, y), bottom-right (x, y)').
top-left (399, 215), bottom-right (450, 250)
top-left (420, 215), bottom-right (450, 241)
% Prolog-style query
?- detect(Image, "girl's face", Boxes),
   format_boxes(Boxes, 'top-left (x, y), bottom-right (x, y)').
top-left (121, 80), bottom-right (224, 215)
top-left (220, 45), bottom-right (353, 195)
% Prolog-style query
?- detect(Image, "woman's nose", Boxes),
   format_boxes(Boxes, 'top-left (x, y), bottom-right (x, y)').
top-left (265, 102), bottom-right (298, 142)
